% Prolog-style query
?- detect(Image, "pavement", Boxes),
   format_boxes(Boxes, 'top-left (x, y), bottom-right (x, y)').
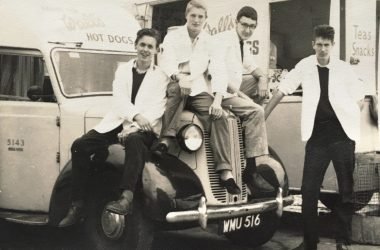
top-left (0, 195), bottom-right (379, 249)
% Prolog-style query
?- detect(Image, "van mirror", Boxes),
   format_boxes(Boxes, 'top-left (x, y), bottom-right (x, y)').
top-left (27, 85), bottom-right (43, 101)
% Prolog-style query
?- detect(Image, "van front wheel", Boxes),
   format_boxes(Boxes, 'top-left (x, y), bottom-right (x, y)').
top-left (83, 188), bottom-right (154, 250)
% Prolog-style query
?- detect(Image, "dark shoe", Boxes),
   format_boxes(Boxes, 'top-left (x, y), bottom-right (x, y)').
top-left (106, 197), bottom-right (131, 215)
top-left (292, 242), bottom-right (317, 250)
top-left (58, 205), bottom-right (83, 227)
top-left (220, 178), bottom-right (241, 195)
top-left (336, 243), bottom-right (351, 250)
top-left (151, 139), bottom-right (169, 157)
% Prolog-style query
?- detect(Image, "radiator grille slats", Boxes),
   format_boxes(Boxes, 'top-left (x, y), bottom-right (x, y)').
top-left (204, 117), bottom-right (247, 204)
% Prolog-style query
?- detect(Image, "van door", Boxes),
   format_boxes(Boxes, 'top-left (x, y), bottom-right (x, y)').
top-left (0, 49), bottom-right (60, 212)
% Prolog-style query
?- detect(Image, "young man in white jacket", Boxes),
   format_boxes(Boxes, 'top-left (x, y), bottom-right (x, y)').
top-left (59, 28), bottom-right (169, 226)
top-left (213, 6), bottom-right (271, 187)
top-left (265, 25), bottom-right (364, 250)
top-left (156, 0), bottom-right (244, 194)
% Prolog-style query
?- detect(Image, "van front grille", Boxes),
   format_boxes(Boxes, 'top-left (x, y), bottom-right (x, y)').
top-left (204, 117), bottom-right (247, 204)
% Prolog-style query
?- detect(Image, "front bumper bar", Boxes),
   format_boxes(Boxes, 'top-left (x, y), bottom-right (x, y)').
top-left (166, 188), bottom-right (294, 229)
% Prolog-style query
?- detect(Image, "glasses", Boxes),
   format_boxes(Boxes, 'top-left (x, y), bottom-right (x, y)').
top-left (238, 21), bottom-right (257, 30)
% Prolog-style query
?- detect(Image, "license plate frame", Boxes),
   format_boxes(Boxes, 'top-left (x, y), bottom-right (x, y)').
top-left (219, 213), bottom-right (262, 234)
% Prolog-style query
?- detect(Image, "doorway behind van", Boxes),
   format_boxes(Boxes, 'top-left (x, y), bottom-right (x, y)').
top-left (152, 0), bottom-right (189, 43)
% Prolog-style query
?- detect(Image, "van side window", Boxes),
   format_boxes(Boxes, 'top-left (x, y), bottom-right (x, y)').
top-left (0, 54), bottom-right (47, 101)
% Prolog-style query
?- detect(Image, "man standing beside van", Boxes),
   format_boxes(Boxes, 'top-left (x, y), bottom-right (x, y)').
top-left (59, 28), bottom-right (169, 226)
top-left (265, 25), bottom-right (364, 250)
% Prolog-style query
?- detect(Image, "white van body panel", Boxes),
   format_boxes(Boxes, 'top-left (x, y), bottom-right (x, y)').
top-left (0, 0), bottom-right (140, 212)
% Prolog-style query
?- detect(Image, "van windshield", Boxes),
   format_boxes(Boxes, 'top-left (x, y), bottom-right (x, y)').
top-left (52, 50), bottom-right (135, 97)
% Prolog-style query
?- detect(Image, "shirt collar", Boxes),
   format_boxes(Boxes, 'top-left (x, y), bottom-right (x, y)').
top-left (232, 29), bottom-right (243, 45)
top-left (181, 24), bottom-right (204, 43)
top-left (133, 59), bottom-right (155, 71)
top-left (313, 54), bottom-right (337, 69)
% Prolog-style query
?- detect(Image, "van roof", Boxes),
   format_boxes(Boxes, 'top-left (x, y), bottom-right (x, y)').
top-left (0, 0), bottom-right (140, 53)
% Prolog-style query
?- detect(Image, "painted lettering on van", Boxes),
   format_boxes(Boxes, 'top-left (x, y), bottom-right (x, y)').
top-left (87, 33), bottom-right (134, 44)
top-left (247, 40), bottom-right (259, 55)
top-left (204, 14), bottom-right (235, 35)
top-left (62, 13), bottom-right (105, 31)
top-left (204, 14), bottom-right (259, 55)
top-left (351, 25), bottom-right (375, 57)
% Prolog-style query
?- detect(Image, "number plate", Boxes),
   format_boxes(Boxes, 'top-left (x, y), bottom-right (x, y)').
top-left (219, 214), bottom-right (261, 234)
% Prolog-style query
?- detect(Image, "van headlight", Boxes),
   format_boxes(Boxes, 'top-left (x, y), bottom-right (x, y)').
top-left (178, 124), bottom-right (203, 152)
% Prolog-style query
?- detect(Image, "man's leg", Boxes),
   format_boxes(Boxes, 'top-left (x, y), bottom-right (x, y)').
top-left (188, 92), bottom-right (231, 172)
top-left (106, 131), bottom-right (157, 215)
top-left (188, 92), bottom-right (240, 194)
top-left (221, 96), bottom-right (269, 161)
top-left (330, 139), bottom-right (356, 246)
top-left (240, 75), bottom-right (265, 105)
top-left (59, 126), bottom-right (121, 226)
top-left (301, 140), bottom-right (331, 249)
top-left (154, 81), bottom-right (186, 155)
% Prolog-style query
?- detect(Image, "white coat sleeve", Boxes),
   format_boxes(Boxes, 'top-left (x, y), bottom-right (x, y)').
top-left (277, 62), bottom-right (303, 96)
top-left (208, 35), bottom-right (228, 95)
top-left (159, 33), bottom-right (179, 78)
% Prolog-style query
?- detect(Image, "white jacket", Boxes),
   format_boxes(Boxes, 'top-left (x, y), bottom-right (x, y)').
top-left (213, 29), bottom-right (258, 91)
top-left (159, 25), bottom-right (226, 96)
top-left (94, 59), bottom-right (169, 136)
top-left (278, 55), bottom-right (364, 142)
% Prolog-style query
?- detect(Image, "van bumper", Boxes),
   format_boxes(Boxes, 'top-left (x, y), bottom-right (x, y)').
top-left (166, 188), bottom-right (294, 229)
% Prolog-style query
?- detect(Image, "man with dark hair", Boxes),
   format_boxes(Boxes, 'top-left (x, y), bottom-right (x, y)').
top-left (265, 24), bottom-right (364, 250)
top-left (212, 5), bottom-right (270, 189)
top-left (58, 28), bottom-right (169, 226)
top-left (216, 6), bottom-right (268, 104)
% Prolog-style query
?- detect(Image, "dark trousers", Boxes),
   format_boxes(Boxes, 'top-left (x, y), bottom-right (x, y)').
top-left (71, 126), bottom-right (156, 201)
top-left (301, 121), bottom-right (355, 247)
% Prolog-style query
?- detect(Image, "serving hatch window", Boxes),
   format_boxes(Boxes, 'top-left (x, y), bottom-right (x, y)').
top-left (269, 0), bottom-right (331, 95)
top-left (52, 50), bottom-right (135, 97)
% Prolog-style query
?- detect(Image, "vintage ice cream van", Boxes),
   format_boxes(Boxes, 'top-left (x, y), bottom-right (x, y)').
top-left (129, 0), bottom-right (380, 210)
top-left (0, 0), bottom-right (293, 249)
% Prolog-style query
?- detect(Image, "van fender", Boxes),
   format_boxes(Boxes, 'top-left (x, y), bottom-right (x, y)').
top-left (48, 144), bottom-right (203, 225)
top-left (141, 154), bottom-right (203, 220)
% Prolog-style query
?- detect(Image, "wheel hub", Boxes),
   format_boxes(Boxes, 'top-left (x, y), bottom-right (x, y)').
top-left (101, 209), bottom-right (126, 240)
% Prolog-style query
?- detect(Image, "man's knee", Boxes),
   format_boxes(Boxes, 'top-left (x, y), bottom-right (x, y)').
top-left (71, 137), bottom-right (88, 155)
top-left (167, 82), bottom-right (181, 98)
top-left (123, 132), bottom-right (144, 147)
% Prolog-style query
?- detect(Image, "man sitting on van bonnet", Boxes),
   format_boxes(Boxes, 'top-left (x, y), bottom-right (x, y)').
top-left (154, 0), bottom-right (243, 194)
top-left (265, 25), bottom-right (364, 250)
top-left (210, 6), bottom-right (271, 189)
top-left (59, 28), bottom-right (169, 226)
top-left (214, 6), bottom-right (269, 106)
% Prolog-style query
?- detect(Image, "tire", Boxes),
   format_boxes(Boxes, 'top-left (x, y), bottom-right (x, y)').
top-left (82, 171), bottom-right (154, 250)
top-left (224, 210), bottom-right (280, 247)
top-left (224, 147), bottom-right (286, 247)
top-left (320, 191), bottom-right (375, 211)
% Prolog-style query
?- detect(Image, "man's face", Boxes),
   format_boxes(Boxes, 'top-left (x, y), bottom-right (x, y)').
top-left (236, 16), bottom-right (257, 41)
top-left (135, 35), bottom-right (157, 64)
top-left (186, 7), bottom-right (206, 35)
top-left (312, 37), bottom-right (334, 63)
